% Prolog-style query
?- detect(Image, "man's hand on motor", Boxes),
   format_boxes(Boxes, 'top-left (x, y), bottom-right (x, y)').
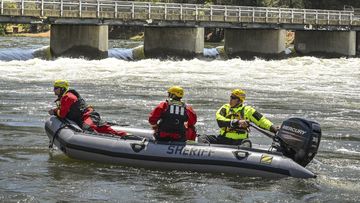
top-left (270, 125), bottom-right (280, 134)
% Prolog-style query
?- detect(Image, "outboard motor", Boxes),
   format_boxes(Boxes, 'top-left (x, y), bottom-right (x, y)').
top-left (276, 118), bottom-right (321, 167)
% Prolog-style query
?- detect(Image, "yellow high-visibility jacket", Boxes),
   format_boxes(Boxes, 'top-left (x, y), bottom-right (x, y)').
top-left (216, 104), bottom-right (273, 140)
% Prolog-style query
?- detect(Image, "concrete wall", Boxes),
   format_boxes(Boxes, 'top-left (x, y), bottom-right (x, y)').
top-left (224, 29), bottom-right (286, 59)
top-left (50, 24), bottom-right (108, 59)
top-left (144, 27), bottom-right (204, 58)
top-left (295, 31), bottom-right (356, 57)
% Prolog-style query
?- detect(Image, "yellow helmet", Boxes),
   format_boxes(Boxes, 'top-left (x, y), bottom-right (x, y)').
top-left (53, 80), bottom-right (69, 90)
top-left (168, 86), bottom-right (184, 98)
top-left (231, 89), bottom-right (246, 101)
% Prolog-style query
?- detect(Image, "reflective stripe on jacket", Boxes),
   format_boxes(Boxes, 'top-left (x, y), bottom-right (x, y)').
top-left (216, 104), bottom-right (273, 140)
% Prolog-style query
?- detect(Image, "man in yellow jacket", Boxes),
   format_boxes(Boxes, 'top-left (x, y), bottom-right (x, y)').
top-left (200, 89), bottom-right (278, 146)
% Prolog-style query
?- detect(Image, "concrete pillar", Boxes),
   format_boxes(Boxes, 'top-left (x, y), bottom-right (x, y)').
top-left (50, 24), bottom-right (108, 59)
top-left (357, 32), bottom-right (360, 55)
top-left (295, 31), bottom-right (356, 57)
top-left (144, 27), bottom-right (204, 58)
top-left (224, 29), bottom-right (286, 59)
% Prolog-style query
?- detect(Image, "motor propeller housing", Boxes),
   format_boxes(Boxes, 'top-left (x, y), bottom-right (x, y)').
top-left (276, 118), bottom-right (322, 167)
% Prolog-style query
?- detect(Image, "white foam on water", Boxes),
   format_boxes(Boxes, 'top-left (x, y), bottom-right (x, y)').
top-left (335, 148), bottom-right (360, 156)
top-left (0, 56), bottom-right (359, 134)
top-left (0, 56), bottom-right (358, 96)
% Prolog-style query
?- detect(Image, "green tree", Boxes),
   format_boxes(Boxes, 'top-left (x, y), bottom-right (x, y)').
top-left (0, 24), bottom-right (6, 35)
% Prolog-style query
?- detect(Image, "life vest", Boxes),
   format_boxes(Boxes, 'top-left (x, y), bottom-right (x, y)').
top-left (158, 100), bottom-right (188, 138)
top-left (218, 104), bottom-right (249, 140)
top-left (63, 89), bottom-right (89, 127)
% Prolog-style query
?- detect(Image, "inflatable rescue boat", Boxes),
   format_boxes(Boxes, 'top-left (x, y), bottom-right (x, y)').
top-left (45, 116), bottom-right (321, 179)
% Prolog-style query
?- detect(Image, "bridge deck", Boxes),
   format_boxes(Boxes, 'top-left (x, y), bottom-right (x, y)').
top-left (1, 0), bottom-right (359, 29)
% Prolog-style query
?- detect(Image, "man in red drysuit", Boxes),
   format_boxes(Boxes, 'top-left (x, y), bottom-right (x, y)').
top-left (149, 86), bottom-right (197, 141)
top-left (48, 80), bottom-right (126, 136)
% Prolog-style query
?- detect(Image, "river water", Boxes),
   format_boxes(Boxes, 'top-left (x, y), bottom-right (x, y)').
top-left (0, 36), bottom-right (359, 202)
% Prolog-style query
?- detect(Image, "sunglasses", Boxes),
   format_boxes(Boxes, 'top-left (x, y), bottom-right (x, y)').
top-left (230, 96), bottom-right (239, 100)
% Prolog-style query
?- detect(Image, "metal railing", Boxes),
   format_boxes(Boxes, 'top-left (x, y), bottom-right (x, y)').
top-left (0, 0), bottom-right (358, 26)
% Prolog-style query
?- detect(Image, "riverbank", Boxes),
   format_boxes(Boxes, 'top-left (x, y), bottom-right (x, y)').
top-left (8, 30), bottom-right (50, 38)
